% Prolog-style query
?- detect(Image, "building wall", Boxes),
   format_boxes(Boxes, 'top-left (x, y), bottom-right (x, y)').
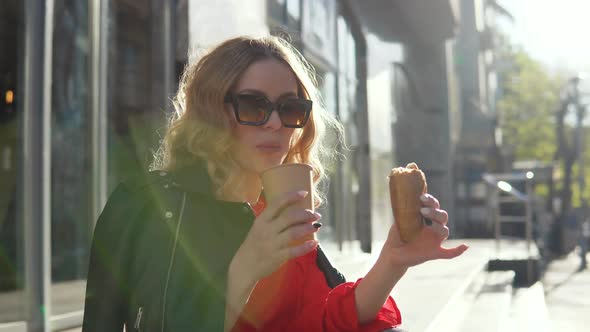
top-left (366, 34), bottom-right (402, 242)
top-left (0, 0), bottom-right (187, 328)
top-left (187, 0), bottom-right (268, 50)
top-left (0, 0), bottom-right (463, 329)
top-left (454, 0), bottom-right (503, 236)
top-left (396, 41), bottom-right (455, 219)
top-left (359, 1), bottom-right (459, 237)
top-left (0, 1), bottom-right (376, 328)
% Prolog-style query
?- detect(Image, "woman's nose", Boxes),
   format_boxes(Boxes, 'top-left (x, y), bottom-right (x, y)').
top-left (263, 110), bottom-right (283, 130)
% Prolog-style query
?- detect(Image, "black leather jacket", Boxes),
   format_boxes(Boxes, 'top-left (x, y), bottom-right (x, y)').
top-left (81, 163), bottom-right (345, 331)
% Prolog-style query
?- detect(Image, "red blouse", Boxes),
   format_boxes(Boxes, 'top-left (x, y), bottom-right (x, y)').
top-left (232, 200), bottom-right (402, 331)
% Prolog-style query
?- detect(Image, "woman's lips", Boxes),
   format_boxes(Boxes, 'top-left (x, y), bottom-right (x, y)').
top-left (256, 144), bottom-right (281, 152)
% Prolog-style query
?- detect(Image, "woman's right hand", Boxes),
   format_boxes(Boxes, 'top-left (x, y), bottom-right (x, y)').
top-left (224, 190), bottom-right (321, 331)
top-left (230, 190), bottom-right (321, 283)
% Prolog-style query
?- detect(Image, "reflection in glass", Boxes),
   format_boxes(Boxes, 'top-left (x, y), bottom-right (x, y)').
top-left (336, 15), bottom-right (360, 244)
top-left (337, 17), bottom-right (350, 123)
top-left (286, 0), bottom-right (300, 20)
top-left (268, 0), bottom-right (286, 23)
top-left (51, 0), bottom-right (91, 314)
top-left (316, 69), bottom-right (338, 243)
top-left (0, 0), bottom-right (25, 323)
top-left (286, 0), bottom-right (301, 34)
top-left (107, 0), bottom-right (175, 190)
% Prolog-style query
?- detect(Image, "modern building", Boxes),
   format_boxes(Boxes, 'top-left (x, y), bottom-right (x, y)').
top-left (453, 0), bottom-right (513, 237)
top-left (2, 1), bottom-right (189, 330)
top-left (1, 0), bottom-right (461, 330)
top-left (354, 0), bottom-right (461, 240)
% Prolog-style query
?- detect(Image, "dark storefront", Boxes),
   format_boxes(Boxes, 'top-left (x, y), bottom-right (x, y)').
top-left (2, 1), bottom-right (384, 330)
top-left (0, 1), bottom-right (186, 330)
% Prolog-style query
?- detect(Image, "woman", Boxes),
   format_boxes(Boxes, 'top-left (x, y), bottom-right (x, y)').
top-left (82, 35), bottom-right (468, 332)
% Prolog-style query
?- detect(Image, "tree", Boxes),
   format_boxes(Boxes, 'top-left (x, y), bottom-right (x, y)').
top-left (497, 48), bottom-right (561, 164)
top-left (497, 46), bottom-right (562, 209)
top-left (497, 46), bottom-right (590, 230)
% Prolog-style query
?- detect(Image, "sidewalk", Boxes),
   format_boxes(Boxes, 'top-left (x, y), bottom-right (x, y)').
top-left (328, 239), bottom-right (493, 332)
top-left (47, 239), bottom-right (590, 332)
top-left (543, 248), bottom-right (590, 331)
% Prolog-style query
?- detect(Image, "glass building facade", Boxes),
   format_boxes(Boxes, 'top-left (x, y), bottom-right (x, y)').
top-left (268, 0), bottom-right (371, 251)
top-left (0, 0), bottom-right (371, 330)
top-left (1, 0), bottom-right (187, 330)
top-left (1, 0), bottom-right (463, 330)
top-left (1, 0), bottom-right (25, 326)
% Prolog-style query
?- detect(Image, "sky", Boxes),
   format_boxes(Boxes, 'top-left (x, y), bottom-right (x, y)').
top-left (499, 0), bottom-right (590, 75)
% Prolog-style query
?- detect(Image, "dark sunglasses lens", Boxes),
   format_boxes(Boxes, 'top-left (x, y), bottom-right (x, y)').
top-left (235, 95), bottom-right (269, 123)
top-left (279, 100), bottom-right (310, 127)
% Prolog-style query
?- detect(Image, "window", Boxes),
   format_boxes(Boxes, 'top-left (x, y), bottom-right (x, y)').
top-left (302, 0), bottom-right (337, 66)
top-left (0, 0), bottom-right (25, 323)
top-left (286, 0), bottom-right (301, 32)
top-left (268, 0), bottom-right (302, 45)
top-left (50, 0), bottom-right (92, 313)
top-left (268, 0), bottom-right (286, 24)
top-left (106, 0), bottom-right (174, 189)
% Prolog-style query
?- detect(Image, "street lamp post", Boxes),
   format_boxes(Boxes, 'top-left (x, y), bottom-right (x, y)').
top-left (568, 76), bottom-right (586, 194)
top-left (554, 74), bottom-right (589, 255)
top-left (580, 97), bottom-right (589, 268)
top-left (568, 74), bottom-right (589, 267)
top-left (572, 74), bottom-right (590, 268)
top-left (573, 77), bottom-right (587, 241)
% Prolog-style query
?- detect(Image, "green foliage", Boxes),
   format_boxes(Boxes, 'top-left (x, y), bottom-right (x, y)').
top-left (497, 48), bottom-right (562, 163)
top-left (497, 47), bottom-right (562, 202)
top-left (497, 46), bottom-right (590, 207)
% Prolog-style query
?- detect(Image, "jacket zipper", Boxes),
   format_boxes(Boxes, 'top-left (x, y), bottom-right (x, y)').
top-left (134, 306), bottom-right (143, 330)
top-left (160, 192), bottom-right (187, 332)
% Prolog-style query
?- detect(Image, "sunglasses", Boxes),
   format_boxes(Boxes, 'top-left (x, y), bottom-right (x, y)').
top-left (224, 93), bottom-right (312, 128)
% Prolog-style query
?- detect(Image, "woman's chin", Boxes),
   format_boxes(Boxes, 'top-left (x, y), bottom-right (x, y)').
top-left (258, 158), bottom-right (286, 173)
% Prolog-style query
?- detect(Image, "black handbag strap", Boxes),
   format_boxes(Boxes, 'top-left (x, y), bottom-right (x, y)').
top-left (316, 245), bottom-right (346, 288)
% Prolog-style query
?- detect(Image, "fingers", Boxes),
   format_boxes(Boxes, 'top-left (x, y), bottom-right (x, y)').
top-left (420, 207), bottom-right (448, 226)
top-left (421, 215), bottom-right (449, 240)
top-left (273, 206), bottom-right (321, 233)
top-left (419, 198), bottom-right (450, 240)
top-left (260, 190), bottom-right (309, 221)
top-left (275, 221), bottom-right (321, 248)
top-left (427, 221), bottom-right (449, 239)
top-left (436, 244), bottom-right (469, 259)
top-left (278, 239), bottom-right (319, 261)
top-left (420, 193), bottom-right (440, 209)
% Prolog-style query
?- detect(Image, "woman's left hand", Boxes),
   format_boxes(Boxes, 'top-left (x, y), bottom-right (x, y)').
top-left (381, 193), bottom-right (468, 269)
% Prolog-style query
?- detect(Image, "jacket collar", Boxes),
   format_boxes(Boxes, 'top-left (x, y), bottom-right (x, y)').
top-left (168, 160), bottom-right (263, 206)
top-left (169, 160), bottom-right (216, 198)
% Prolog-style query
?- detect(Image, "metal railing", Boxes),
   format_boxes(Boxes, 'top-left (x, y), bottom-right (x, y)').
top-left (483, 172), bottom-right (535, 284)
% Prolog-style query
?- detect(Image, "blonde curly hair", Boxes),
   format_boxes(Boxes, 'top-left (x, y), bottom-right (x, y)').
top-left (152, 35), bottom-right (343, 206)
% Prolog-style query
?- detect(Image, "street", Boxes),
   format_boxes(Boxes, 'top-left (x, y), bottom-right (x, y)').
top-left (42, 242), bottom-right (590, 331)
top-left (543, 249), bottom-right (590, 331)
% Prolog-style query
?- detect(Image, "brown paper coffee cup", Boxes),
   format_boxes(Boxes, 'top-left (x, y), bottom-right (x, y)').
top-left (261, 163), bottom-right (315, 244)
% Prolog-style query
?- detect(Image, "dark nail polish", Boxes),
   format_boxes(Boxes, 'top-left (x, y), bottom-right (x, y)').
top-left (424, 218), bottom-right (433, 226)
top-left (312, 222), bottom-right (323, 229)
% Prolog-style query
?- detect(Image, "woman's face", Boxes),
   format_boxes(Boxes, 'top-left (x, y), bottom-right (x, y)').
top-left (229, 58), bottom-right (300, 175)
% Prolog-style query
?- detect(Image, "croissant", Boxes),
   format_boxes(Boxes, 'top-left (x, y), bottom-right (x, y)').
top-left (389, 162), bottom-right (428, 243)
